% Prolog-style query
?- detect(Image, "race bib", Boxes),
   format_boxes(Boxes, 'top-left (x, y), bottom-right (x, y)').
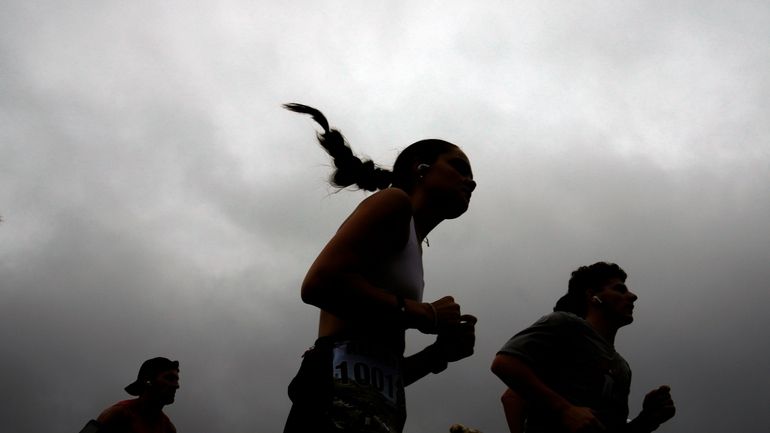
top-left (331, 341), bottom-right (402, 404)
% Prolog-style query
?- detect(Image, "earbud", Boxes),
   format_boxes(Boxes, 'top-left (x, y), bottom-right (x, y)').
top-left (592, 296), bottom-right (603, 304)
top-left (417, 163), bottom-right (430, 172)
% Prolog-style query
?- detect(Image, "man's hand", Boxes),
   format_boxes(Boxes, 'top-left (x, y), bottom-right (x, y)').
top-left (559, 404), bottom-right (606, 433)
top-left (637, 385), bottom-right (676, 431)
top-left (434, 314), bottom-right (477, 362)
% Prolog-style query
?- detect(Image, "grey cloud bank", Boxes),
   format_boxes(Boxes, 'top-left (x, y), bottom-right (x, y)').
top-left (1, 1), bottom-right (769, 433)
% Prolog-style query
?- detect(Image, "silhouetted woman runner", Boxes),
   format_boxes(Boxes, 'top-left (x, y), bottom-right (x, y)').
top-left (283, 104), bottom-right (478, 433)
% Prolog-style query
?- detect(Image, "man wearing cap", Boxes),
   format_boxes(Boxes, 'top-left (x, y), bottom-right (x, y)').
top-left (491, 262), bottom-right (675, 433)
top-left (96, 357), bottom-right (180, 433)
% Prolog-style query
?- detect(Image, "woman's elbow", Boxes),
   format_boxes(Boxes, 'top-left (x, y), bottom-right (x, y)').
top-left (300, 276), bottom-right (322, 306)
top-left (300, 269), bottom-right (336, 307)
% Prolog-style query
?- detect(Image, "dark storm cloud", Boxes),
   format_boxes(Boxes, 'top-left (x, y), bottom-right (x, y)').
top-left (1, 1), bottom-right (769, 433)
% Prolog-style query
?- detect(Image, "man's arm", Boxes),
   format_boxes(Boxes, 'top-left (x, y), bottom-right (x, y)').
top-left (624, 386), bottom-right (676, 433)
top-left (491, 353), bottom-right (606, 433)
top-left (501, 388), bottom-right (526, 433)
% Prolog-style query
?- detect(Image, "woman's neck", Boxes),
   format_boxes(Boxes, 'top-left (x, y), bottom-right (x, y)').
top-left (409, 189), bottom-right (446, 242)
top-left (411, 206), bottom-right (443, 243)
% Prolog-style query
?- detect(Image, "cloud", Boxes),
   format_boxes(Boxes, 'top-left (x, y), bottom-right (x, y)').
top-left (1, 1), bottom-right (768, 433)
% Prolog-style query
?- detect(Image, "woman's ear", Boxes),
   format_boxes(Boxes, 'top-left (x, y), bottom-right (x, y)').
top-left (415, 163), bottom-right (430, 180)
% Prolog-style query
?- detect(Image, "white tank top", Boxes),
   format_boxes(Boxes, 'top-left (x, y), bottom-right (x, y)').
top-left (371, 218), bottom-right (424, 301)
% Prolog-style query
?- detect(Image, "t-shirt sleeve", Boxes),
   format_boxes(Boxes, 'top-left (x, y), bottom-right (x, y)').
top-left (497, 312), bottom-right (574, 370)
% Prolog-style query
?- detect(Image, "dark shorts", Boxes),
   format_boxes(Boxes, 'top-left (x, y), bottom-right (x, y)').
top-left (283, 337), bottom-right (406, 433)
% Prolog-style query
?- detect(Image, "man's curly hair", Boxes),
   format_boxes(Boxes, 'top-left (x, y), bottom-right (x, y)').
top-left (553, 262), bottom-right (627, 318)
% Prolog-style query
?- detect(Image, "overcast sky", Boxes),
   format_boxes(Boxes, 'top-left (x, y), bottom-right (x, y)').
top-left (1, 1), bottom-right (769, 433)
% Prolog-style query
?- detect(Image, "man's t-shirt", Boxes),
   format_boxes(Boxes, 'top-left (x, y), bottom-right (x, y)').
top-left (498, 312), bottom-right (631, 433)
top-left (97, 399), bottom-right (176, 433)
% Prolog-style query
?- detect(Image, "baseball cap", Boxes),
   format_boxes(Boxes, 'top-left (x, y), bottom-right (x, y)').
top-left (124, 357), bottom-right (179, 396)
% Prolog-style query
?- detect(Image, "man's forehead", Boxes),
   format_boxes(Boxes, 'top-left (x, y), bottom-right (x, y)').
top-left (601, 277), bottom-right (626, 288)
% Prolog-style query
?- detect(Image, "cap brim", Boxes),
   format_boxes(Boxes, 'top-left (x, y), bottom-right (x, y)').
top-left (124, 380), bottom-right (143, 396)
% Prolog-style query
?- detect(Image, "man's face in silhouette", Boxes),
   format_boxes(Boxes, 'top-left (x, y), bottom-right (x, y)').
top-left (594, 277), bottom-right (638, 327)
top-left (149, 368), bottom-right (180, 405)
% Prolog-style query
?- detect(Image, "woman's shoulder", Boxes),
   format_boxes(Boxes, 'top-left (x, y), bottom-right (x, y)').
top-left (335, 188), bottom-right (413, 249)
top-left (353, 188), bottom-right (412, 221)
top-left (364, 187), bottom-right (411, 207)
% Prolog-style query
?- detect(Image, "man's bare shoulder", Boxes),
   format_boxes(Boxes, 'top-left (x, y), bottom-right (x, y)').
top-left (96, 400), bottom-right (133, 423)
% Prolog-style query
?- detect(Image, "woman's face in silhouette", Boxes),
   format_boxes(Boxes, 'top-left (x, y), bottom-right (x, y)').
top-left (420, 147), bottom-right (477, 219)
